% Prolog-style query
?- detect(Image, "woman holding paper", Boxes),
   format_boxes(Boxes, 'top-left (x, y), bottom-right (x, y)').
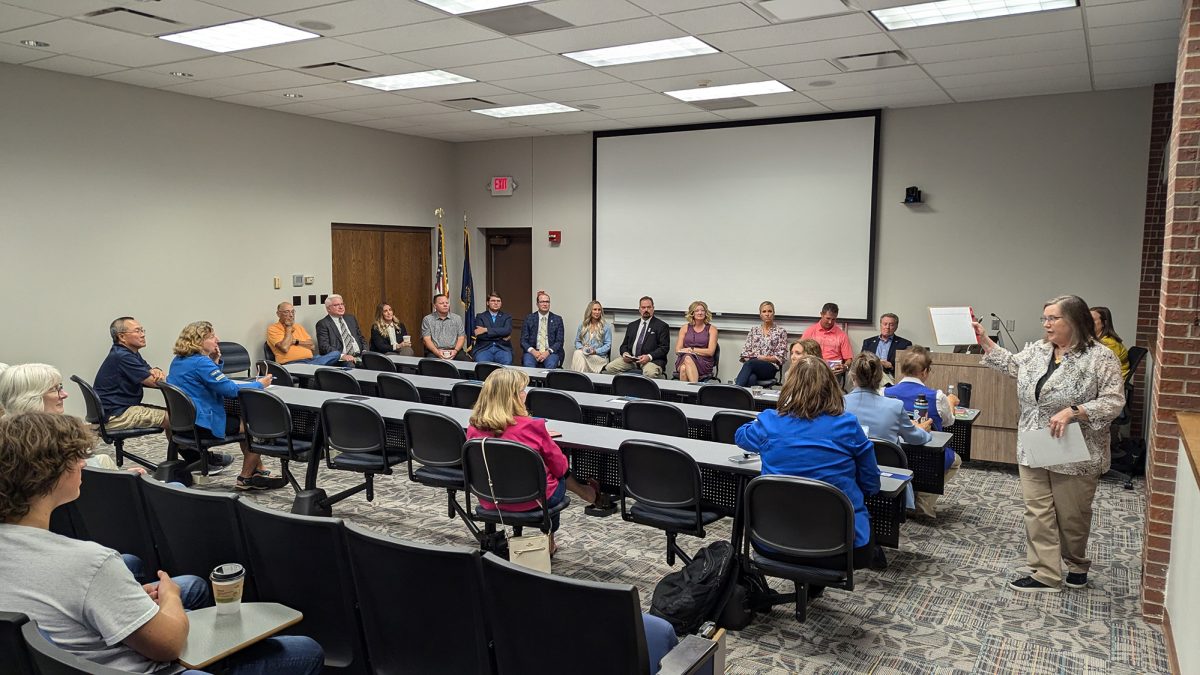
top-left (973, 295), bottom-right (1124, 593)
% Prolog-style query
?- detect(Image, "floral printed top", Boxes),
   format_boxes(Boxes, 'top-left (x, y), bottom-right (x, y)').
top-left (740, 324), bottom-right (789, 365)
top-left (981, 340), bottom-right (1124, 475)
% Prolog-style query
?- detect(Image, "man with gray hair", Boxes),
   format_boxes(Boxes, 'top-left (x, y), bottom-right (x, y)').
top-left (93, 317), bottom-right (169, 431)
top-left (861, 312), bottom-right (912, 380)
top-left (267, 302), bottom-right (346, 365)
top-left (315, 294), bottom-right (365, 364)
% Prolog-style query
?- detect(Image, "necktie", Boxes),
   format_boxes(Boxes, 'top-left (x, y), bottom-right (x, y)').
top-left (633, 321), bottom-right (648, 356)
top-left (537, 314), bottom-right (548, 351)
top-left (339, 318), bottom-right (359, 355)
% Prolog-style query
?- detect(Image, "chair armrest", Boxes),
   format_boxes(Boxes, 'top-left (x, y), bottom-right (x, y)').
top-left (658, 634), bottom-right (722, 675)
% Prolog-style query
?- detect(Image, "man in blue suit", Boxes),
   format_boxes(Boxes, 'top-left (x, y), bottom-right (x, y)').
top-left (861, 313), bottom-right (911, 379)
top-left (472, 292), bottom-right (513, 364)
top-left (520, 291), bottom-right (565, 369)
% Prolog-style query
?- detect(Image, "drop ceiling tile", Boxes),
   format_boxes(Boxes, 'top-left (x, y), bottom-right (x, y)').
top-left (530, 119), bottom-right (634, 132)
top-left (0, 19), bottom-right (137, 54)
top-left (794, 64), bottom-right (929, 88)
top-left (99, 68), bottom-right (189, 87)
top-left (946, 75), bottom-right (1091, 102)
top-left (937, 61), bottom-right (1091, 89)
top-left (355, 117), bottom-right (423, 130)
top-left (888, 8), bottom-right (1083, 49)
top-left (268, 100), bottom-right (339, 115)
top-left (922, 47), bottom-right (1088, 77)
top-left (732, 33), bottom-right (898, 67)
top-left (628, 0), bottom-right (737, 15)
top-left (237, 37), bottom-right (379, 69)
top-left (399, 38), bottom-right (546, 68)
top-left (515, 16), bottom-right (686, 53)
top-left (1088, 19), bottom-right (1180, 45)
top-left (509, 110), bottom-right (607, 124)
top-left (27, 53), bottom-right (127, 76)
top-left (138, 0), bottom-right (252, 29)
top-left (394, 81), bottom-right (516, 102)
top-left (530, 81), bottom-right (653, 101)
top-left (906, 30), bottom-right (1085, 64)
top-left (1, 0), bottom-right (115, 17)
top-left (740, 90), bottom-right (818, 106)
top-left (353, 101), bottom-right (461, 116)
top-left (319, 91), bottom-right (422, 109)
top-left (145, 55), bottom-right (276, 80)
top-left (537, 0), bottom-right (650, 26)
top-left (203, 0), bottom-right (338, 13)
top-left (338, 18), bottom-right (500, 54)
top-left (600, 102), bottom-right (699, 118)
top-left (1090, 37), bottom-right (1176, 61)
top-left (701, 13), bottom-right (881, 52)
top-left (632, 66), bottom-right (771, 92)
top-left (600, 52), bottom-right (747, 81)
top-left (0, 40), bottom-right (48, 63)
top-left (263, 81), bottom-right (366, 99)
top-left (268, 0), bottom-right (445, 36)
top-left (821, 89), bottom-right (953, 111)
top-left (662, 3), bottom-right (769, 34)
top-left (1094, 69), bottom-right (1175, 89)
top-left (206, 68), bottom-right (331, 91)
top-left (216, 91), bottom-right (299, 106)
top-left (1091, 53), bottom-right (1176, 75)
top-left (0, 4), bottom-right (56, 32)
top-left (713, 101), bottom-right (831, 119)
top-left (70, 35), bottom-right (212, 68)
top-left (452, 54), bottom-right (587, 81)
top-left (340, 53), bottom-right (429, 75)
top-left (161, 79), bottom-right (247, 97)
top-left (491, 68), bottom-right (621, 92)
top-left (801, 77), bottom-right (943, 101)
top-left (570, 92), bottom-right (676, 109)
top-left (617, 111), bottom-right (723, 126)
top-left (756, 59), bottom-right (843, 80)
top-left (1086, 0), bottom-right (1180, 27)
top-left (312, 109), bottom-right (387, 122)
top-left (467, 92), bottom-right (548, 106)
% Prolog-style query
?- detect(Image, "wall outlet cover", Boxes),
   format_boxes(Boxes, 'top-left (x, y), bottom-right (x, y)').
top-left (292, 274), bottom-right (304, 287)
top-left (304, 275), bottom-right (315, 285)
top-left (1005, 320), bottom-right (1015, 330)
top-left (991, 319), bottom-right (1000, 330)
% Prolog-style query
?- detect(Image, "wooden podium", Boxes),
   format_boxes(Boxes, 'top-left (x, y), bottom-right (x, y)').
top-left (900, 350), bottom-right (1019, 464)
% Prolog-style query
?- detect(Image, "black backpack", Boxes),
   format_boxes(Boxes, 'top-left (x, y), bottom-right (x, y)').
top-left (649, 541), bottom-right (736, 634)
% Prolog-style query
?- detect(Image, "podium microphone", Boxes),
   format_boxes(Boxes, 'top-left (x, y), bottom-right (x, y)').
top-left (991, 312), bottom-right (1018, 349)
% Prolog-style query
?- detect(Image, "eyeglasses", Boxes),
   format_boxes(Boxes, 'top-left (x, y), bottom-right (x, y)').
top-left (48, 384), bottom-right (65, 395)
top-left (1040, 315), bottom-right (1063, 324)
top-left (120, 328), bottom-right (146, 335)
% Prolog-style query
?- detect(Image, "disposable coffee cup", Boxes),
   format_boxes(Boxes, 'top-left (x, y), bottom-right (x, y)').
top-left (210, 563), bottom-right (245, 615)
top-left (402, 334), bottom-right (411, 344)
top-left (751, 386), bottom-right (763, 397)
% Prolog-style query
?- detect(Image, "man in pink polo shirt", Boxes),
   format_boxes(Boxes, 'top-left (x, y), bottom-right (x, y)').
top-left (801, 302), bottom-right (853, 375)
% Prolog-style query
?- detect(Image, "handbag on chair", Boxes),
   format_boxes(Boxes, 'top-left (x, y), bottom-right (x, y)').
top-left (480, 437), bottom-right (552, 573)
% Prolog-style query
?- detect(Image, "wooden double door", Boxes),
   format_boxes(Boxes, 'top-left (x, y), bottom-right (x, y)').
top-left (331, 224), bottom-right (431, 356)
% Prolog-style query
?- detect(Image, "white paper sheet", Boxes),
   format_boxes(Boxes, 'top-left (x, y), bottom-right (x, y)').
top-left (1018, 425), bottom-right (1090, 468)
top-left (928, 306), bottom-right (978, 346)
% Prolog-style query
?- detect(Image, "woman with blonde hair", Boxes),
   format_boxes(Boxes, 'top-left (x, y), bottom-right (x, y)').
top-left (369, 302), bottom-right (414, 356)
top-left (734, 301), bottom-right (788, 387)
top-left (570, 300), bottom-right (612, 373)
top-left (674, 300), bottom-right (718, 382)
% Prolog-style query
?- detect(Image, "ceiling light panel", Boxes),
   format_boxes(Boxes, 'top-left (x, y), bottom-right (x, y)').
top-left (348, 70), bottom-right (476, 91)
top-left (159, 19), bottom-right (319, 53)
top-left (871, 0), bottom-right (1079, 31)
top-left (472, 102), bottom-right (578, 117)
top-left (414, 0), bottom-right (537, 15)
top-left (563, 36), bottom-right (719, 67)
top-left (664, 80), bottom-right (792, 102)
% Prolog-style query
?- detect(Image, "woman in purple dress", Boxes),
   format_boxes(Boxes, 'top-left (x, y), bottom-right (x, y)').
top-left (674, 300), bottom-right (718, 382)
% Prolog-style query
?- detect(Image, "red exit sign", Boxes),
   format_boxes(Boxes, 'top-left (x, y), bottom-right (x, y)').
top-left (490, 176), bottom-right (515, 196)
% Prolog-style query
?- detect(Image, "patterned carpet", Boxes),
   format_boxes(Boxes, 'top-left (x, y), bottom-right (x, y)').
top-left (115, 436), bottom-right (1169, 675)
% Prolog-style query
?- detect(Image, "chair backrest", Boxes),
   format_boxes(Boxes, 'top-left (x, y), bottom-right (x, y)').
top-left (138, 476), bottom-right (255, 599)
top-left (265, 360), bottom-right (294, 387)
top-left (618, 440), bottom-right (703, 513)
top-left (1126, 345), bottom-right (1148, 387)
top-left (545, 369), bottom-right (595, 393)
top-left (744, 475), bottom-right (855, 573)
top-left (403, 409), bottom-right (467, 468)
top-left (623, 400), bottom-right (689, 438)
top-left (217, 341), bottom-right (252, 377)
top-left (526, 388), bottom-right (584, 423)
top-left (418, 358), bottom-right (460, 379)
top-left (238, 388), bottom-right (292, 442)
top-left (697, 383), bottom-right (754, 411)
top-left (871, 438), bottom-right (908, 470)
top-left (344, 525), bottom-right (491, 675)
top-left (21, 621), bottom-right (129, 675)
top-left (0, 612), bottom-right (35, 675)
top-left (236, 499), bottom-right (367, 674)
top-left (480, 553), bottom-right (650, 675)
top-left (462, 439), bottom-right (548, 507)
top-left (473, 362), bottom-right (505, 381)
top-left (315, 368), bottom-right (362, 395)
top-left (263, 341), bottom-right (275, 362)
top-left (711, 410), bottom-right (757, 445)
top-left (68, 375), bottom-right (107, 428)
top-left (359, 351), bottom-right (396, 372)
top-left (451, 381), bottom-right (484, 409)
top-left (157, 382), bottom-right (198, 435)
top-left (320, 399), bottom-right (388, 458)
top-left (74, 467), bottom-right (160, 573)
top-left (375, 373), bottom-right (421, 403)
top-left (612, 373), bottom-right (661, 400)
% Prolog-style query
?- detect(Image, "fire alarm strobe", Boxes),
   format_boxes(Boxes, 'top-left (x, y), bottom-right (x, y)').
top-left (489, 176), bottom-right (516, 196)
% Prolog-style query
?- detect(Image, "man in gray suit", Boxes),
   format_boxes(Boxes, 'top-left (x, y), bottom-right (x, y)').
top-left (315, 294), bottom-right (365, 364)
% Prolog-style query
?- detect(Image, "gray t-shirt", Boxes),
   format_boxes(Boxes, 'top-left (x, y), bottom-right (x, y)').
top-left (0, 524), bottom-right (170, 673)
top-left (421, 312), bottom-right (465, 350)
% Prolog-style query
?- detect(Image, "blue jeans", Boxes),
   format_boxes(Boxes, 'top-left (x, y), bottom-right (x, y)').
top-left (734, 359), bottom-right (778, 387)
top-left (293, 351), bottom-right (342, 366)
top-left (181, 636), bottom-right (324, 675)
top-left (120, 556), bottom-right (208, 610)
top-left (474, 343), bottom-right (512, 365)
top-left (523, 352), bottom-right (561, 369)
top-left (643, 612), bottom-right (679, 675)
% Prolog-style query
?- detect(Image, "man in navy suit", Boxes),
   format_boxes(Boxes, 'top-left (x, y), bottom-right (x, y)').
top-left (520, 290), bottom-right (565, 369)
top-left (473, 291), bottom-right (514, 365)
top-left (861, 313), bottom-right (911, 378)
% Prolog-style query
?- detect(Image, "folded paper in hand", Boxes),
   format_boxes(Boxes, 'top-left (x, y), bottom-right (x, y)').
top-left (1018, 425), bottom-right (1090, 468)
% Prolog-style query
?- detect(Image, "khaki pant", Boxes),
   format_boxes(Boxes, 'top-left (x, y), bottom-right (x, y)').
top-left (914, 452), bottom-right (962, 518)
top-left (1017, 465), bottom-right (1099, 587)
top-left (569, 350), bottom-right (608, 374)
top-left (106, 404), bottom-right (166, 430)
top-left (603, 357), bottom-right (664, 379)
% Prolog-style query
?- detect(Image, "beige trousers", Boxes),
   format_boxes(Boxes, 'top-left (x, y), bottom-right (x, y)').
top-left (913, 452), bottom-right (962, 518)
top-left (569, 350), bottom-right (608, 374)
top-left (603, 357), bottom-right (665, 379)
top-left (1017, 465), bottom-right (1100, 587)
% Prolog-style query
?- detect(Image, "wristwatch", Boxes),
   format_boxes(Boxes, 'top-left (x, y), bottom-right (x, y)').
top-left (1070, 405), bottom-right (1080, 418)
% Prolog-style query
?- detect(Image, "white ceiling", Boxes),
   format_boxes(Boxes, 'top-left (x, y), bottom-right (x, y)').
top-left (0, 0), bottom-right (1180, 142)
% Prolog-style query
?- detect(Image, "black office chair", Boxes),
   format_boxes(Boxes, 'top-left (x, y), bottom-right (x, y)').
top-left (526, 388), bottom-right (584, 423)
top-left (419, 357), bottom-right (461, 379)
top-left (1, 612), bottom-right (36, 675)
top-left (314, 367), bottom-right (361, 395)
top-left (402, 409), bottom-right (478, 540)
top-left (72, 466), bottom-right (161, 577)
top-left (742, 475), bottom-right (856, 622)
top-left (217, 341), bottom-right (252, 377)
top-left (1126, 346), bottom-right (1148, 387)
top-left (238, 388), bottom-right (313, 492)
top-left (755, 361), bottom-right (782, 389)
top-left (871, 438), bottom-right (908, 469)
top-left (344, 525), bottom-right (491, 675)
top-left (697, 383), bottom-right (754, 411)
top-left (375, 372), bottom-right (422, 402)
top-left (711, 410), bottom-right (757, 445)
top-left (462, 438), bottom-right (570, 539)
top-left (22, 620), bottom-right (128, 675)
top-left (236, 499), bottom-right (368, 674)
top-left (263, 341), bottom-right (275, 362)
top-left (545, 369), bottom-right (594, 393)
top-left (612, 373), bottom-right (661, 400)
top-left (264, 360), bottom-right (295, 387)
top-left (473, 362), bottom-right (505, 381)
top-left (698, 343), bottom-right (722, 383)
top-left (70, 375), bottom-right (162, 471)
top-left (617, 439), bottom-right (721, 566)
top-left (158, 382), bottom-right (243, 478)
top-left (623, 400), bottom-right (689, 438)
top-left (307, 399), bottom-right (405, 515)
top-left (359, 351), bottom-right (397, 372)
top-left (452, 381), bottom-right (484, 409)
top-left (1109, 345), bottom-right (1150, 489)
top-left (138, 476), bottom-right (256, 600)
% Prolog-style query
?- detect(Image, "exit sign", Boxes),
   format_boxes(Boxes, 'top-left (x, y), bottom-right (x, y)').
top-left (490, 176), bottom-right (515, 196)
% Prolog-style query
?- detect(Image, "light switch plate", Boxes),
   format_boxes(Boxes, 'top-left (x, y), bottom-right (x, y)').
top-left (292, 274), bottom-right (304, 287)
top-left (304, 276), bottom-right (315, 285)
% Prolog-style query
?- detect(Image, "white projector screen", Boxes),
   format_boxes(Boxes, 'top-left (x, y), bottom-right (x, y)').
top-left (594, 112), bottom-right (879, 321)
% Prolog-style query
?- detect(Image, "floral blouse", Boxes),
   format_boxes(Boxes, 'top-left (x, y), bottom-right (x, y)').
top-left (981, 340), bottom-right (1124, 475)
top-left (740, 324), bottom-right (789, 365)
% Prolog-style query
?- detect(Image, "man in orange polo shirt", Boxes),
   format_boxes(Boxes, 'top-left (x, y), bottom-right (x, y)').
top-left (801, 302), bottom-right (853, 376)
top-left (266, 302), bottom-right (345, 365)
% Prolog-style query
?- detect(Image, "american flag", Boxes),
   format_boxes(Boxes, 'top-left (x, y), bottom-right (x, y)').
top-left (434, 221), bottom-right (448, 297)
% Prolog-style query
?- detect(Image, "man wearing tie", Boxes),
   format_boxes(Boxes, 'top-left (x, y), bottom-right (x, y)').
top-left (520, 291), bottom-right (565, 369)
top-left (473, 292), bottom-right (514, 365)
top-left (315, 294), bottom-right (366, 364)
top-left (604, 296), bottom-right (671, 379)
top-left (861, 313), bottom-right (911, 382)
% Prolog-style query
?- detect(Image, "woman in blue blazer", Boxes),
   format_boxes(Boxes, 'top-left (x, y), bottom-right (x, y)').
top-left (843, 353), bottom-right (933, 446)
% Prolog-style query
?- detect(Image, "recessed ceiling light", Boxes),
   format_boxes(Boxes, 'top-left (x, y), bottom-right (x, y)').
top-left (413, 0), bottom-right (536, 14)
top-left (871, 0), bottom-right (1078, 31)
top-left (665, 80), bottom-right (793, 102)
top-left (169, 71), bottom-right (193, 78)
top-left (20, 40), bottom-right (49, 47)
top-left (282, 93), bottom-right (303, 98)
top-left (809, 80), bottom-right (835, 87)
top-left (472, 103), bottom-right (578, 118)
top-left (159, 18), bottom-right (320, 53)
top-left (348, 70), bottom-right (475, 91)
top-left (563, 36), bottom-right (718, 68)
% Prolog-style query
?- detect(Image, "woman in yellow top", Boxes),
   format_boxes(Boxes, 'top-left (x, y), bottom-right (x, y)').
top-left (1090, 306), bottom-right (1129, 380)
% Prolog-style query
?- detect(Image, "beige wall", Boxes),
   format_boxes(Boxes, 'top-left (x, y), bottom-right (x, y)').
top-left (1167, 454), bottom-right (1200, 673)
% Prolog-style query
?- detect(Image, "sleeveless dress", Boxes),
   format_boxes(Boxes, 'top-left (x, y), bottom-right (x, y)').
top-left (675, 324), bottom-right (715, 378)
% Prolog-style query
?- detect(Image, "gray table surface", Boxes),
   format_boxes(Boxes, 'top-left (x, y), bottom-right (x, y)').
top-left (178, 602), bottom-right (302, 669)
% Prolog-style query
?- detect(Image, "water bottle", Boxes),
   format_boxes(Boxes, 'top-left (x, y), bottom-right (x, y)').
top-left (914, 394), bottom-right (929, 423)
top-left (947, 384), bottom-right (956, 401)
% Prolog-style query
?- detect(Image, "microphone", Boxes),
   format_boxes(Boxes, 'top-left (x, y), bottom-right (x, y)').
top-left (991, 312), bottom-right (1018, 349)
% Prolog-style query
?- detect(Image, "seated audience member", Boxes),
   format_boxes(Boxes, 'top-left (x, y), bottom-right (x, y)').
top-left (94, 317), bottom-right (169, 431)
top-left (843, 353), bottom-right (932, 445)
top-left (316, 294), bottom-right (366, 362)
top-left (604, 296), bottom-right (671, 379)
top-left (885, 346), bottom-right (960, 518)
top-left (266, 302), bottom-right (344, 366)
top-left (674, 300), bottom-right (718, 382)
top-left (369, 302), bottom-right (414, 356)
top-left (570, 300), bottom-right (612, 373)
top-left (735, 301), bottom-right (788, 387)
top-left (520, 291), bottom-right (565, 369)
top-left (861, 313), bottom-right (911, 381)
top-left (465, 369), bottom-right (601, 556)
top-left (801, 302), bottom-right (853, 376)
top-left (472, 292), bottom-right (513, 365)
top-left (789, 339), bottom-right (823, 369)
top-left (422, 294), bottom-right (472, 362)
top-left (735, 355), bottom-right (886, 584)
top-left (0, 412), bottom-right (324, 674)
top-left (1090, 306), bottom-right (1130, 380)
top-left (167, 322), bottom-right (287, 490)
